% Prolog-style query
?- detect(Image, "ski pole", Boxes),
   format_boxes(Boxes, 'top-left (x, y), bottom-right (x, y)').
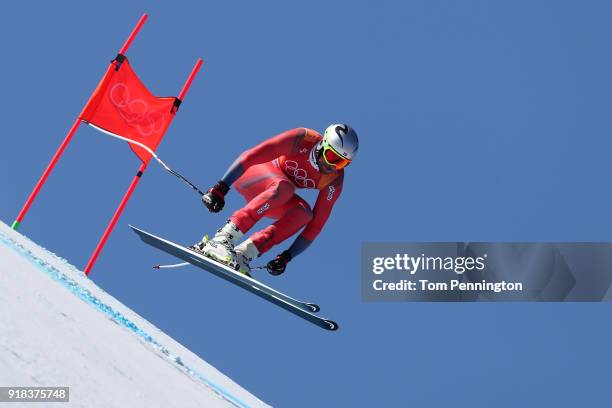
top-left (88, 124), bottom-right (206, 196)
top-left (153, 262), bottom-right (190, 269)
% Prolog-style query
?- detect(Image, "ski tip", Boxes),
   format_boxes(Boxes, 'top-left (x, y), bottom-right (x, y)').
top-left (325, 320), bottom-right (339, 331)
top-left (305, 303), bottom-right (321, 313)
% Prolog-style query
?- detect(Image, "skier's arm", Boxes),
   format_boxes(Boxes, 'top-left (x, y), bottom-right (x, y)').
top-left (220, 128), bottom-right (307, 186)
top-left (203, 128), bottom-right (308, 213)
top-left (287, 174), bottom-right (344, 258)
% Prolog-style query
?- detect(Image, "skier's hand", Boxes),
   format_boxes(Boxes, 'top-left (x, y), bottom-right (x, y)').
top-left (202, 181), bottom-right (229, 213)
top-left (267, 250), bottom-right (292, 276)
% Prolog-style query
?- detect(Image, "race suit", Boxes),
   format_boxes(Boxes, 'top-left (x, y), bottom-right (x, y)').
top-left (220, 128), bottom-right (344, 257)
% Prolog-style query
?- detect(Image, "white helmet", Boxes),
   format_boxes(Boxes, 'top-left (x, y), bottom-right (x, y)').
top-left (317, 124), bottom-right (359, 169)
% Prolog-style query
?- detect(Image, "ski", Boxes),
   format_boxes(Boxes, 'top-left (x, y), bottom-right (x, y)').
top-left (130, 226), bottom-right (337, 331)
top-left (138, 227), bottom-right (320, 313)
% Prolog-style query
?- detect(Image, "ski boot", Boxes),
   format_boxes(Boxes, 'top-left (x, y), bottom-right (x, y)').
top-left (190, 235), bottom-right (209, 253)
top-left (191, 221), bottom-right (243, 271)
top-left (234, 238), bottom-right (260, 277)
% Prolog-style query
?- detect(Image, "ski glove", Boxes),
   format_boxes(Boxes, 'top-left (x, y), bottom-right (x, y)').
top-left (267, 250), bottom-right (292, 276)
top-left (202, 181), bottom-right (229, 213)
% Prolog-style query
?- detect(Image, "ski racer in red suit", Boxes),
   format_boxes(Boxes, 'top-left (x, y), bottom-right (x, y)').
top-left (192, 124), bottom-right (359, 276)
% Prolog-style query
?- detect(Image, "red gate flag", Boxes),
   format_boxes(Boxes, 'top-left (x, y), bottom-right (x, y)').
top-left (13, 12), bottom-right (203, 275)
top-left (79, 56), bottom-right (178, 164)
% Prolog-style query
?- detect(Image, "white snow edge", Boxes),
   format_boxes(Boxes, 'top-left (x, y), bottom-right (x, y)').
top-left (0, 221), bottom-right (270, 408)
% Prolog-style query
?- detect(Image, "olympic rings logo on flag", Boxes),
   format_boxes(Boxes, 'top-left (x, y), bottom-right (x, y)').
top-left (284, 160), bottom-right (315, 188)
top-left (109, 83), bottom-right (166, 137)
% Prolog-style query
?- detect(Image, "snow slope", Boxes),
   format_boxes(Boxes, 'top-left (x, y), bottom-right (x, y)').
top-left (0, 221), bottom-right (270, 408)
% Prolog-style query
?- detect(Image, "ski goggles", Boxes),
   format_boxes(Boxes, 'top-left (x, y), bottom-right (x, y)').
top-left (321, 144), bottom-right (352, 169)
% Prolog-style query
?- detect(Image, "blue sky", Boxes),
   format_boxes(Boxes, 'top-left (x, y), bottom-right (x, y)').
top-left (2, 1), bottom-right (612, 406)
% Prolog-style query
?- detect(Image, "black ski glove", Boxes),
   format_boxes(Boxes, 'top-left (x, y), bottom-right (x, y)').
top-left (267, 250), bottom-right (292, 276)
top-left (202, 181), bottom-right (229, 213)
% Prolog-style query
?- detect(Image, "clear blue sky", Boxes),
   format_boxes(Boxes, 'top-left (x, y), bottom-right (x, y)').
top-left (2, 1), bottom-right (612, 406)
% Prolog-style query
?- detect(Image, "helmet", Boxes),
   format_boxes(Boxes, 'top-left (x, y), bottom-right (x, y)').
top-left (318, 124), bottom-right (359, 169)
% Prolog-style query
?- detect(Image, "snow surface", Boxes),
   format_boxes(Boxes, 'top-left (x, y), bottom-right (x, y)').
top-left (0, 221), bottom-right (270, 408)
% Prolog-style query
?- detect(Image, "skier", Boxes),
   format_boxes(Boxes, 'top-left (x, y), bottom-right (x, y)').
top-left (191, 124), bottom-right (359, 276)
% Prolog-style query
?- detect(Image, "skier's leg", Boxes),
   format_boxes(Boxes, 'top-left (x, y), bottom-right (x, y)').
top-left (230, 164), bottom-right (296, 235)
top-left (238, 194), bottom-right (313, 261)
top-left (234, 195), bottom-right (312, 275)
top-left (194, 162), bottom-right (292, 272)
